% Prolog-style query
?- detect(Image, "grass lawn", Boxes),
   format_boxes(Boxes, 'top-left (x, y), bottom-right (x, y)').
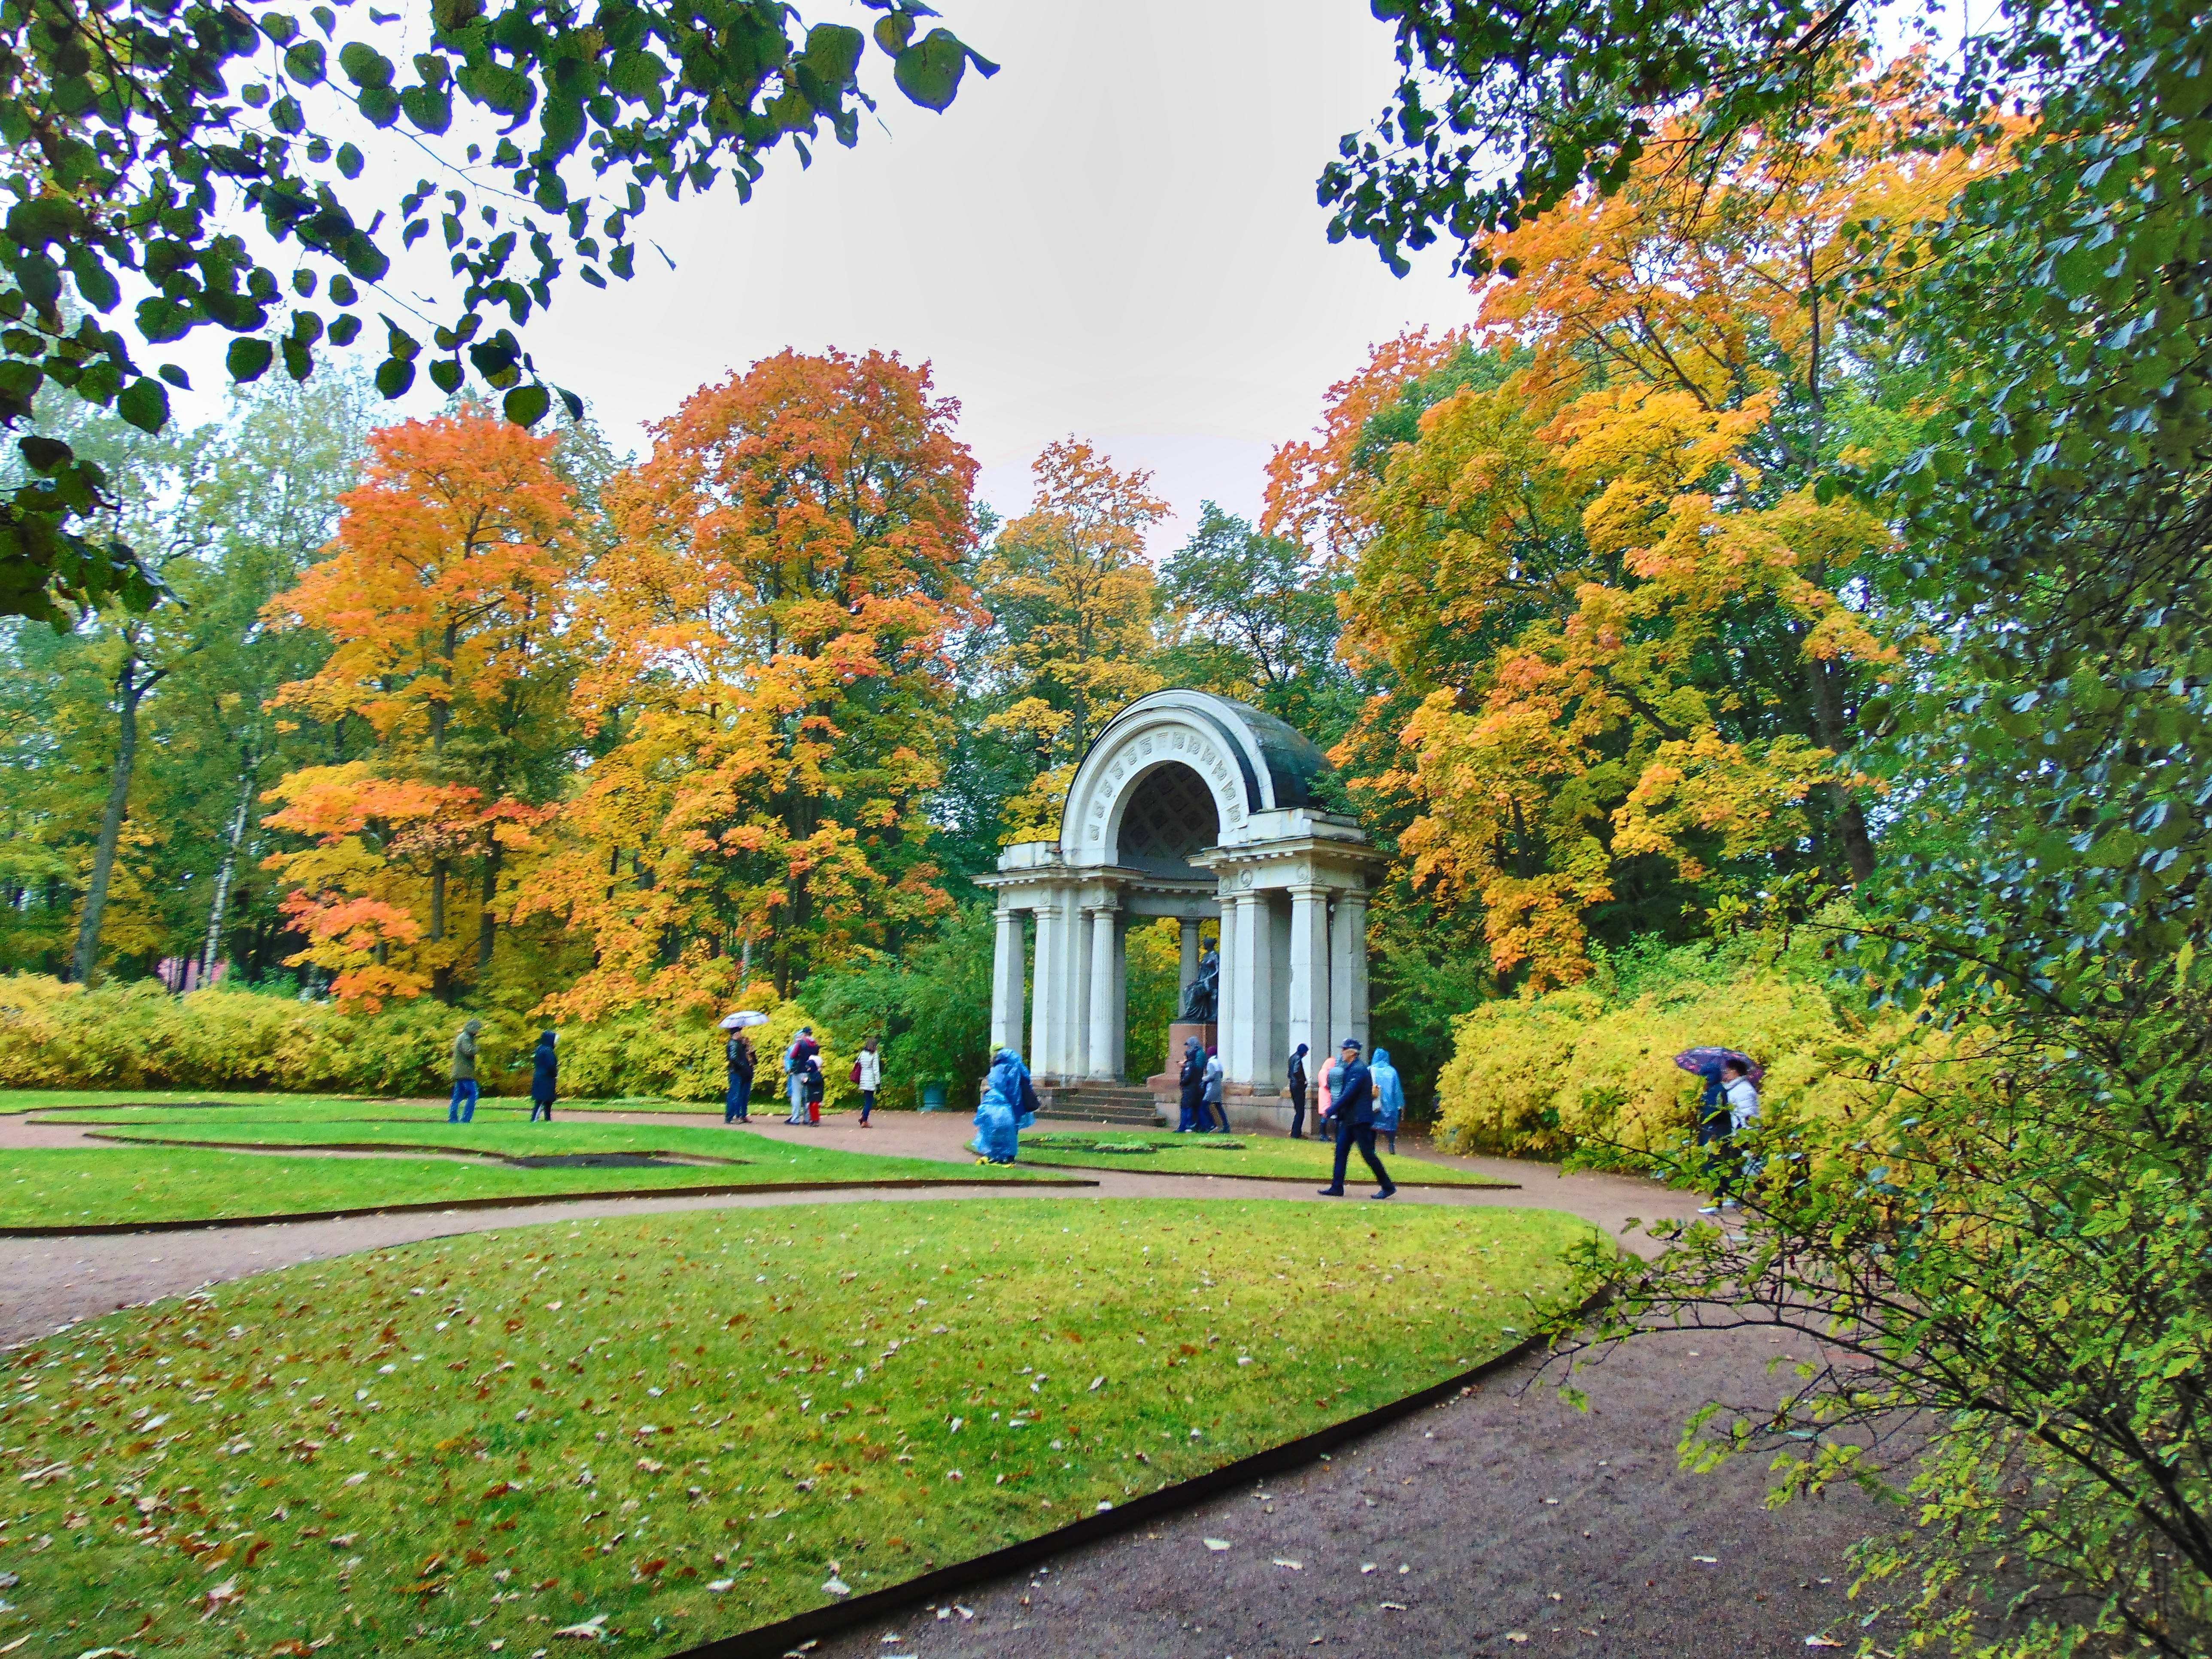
top-left (8, 1091), bottom-right (710, 1121)
top-left (1008, 1129), bottom-right (1514, 1187)
top-left (0, 1198), bottom-right (1591, 1657)
top-left (1, 1138), bottom-right (1061, 1230)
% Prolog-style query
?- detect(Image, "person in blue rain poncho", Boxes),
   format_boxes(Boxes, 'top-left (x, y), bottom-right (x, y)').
top-left (1370, 1047), bottom-right (1406, 1155)
top-left (975, 1046), bottom-right (1040, 1164)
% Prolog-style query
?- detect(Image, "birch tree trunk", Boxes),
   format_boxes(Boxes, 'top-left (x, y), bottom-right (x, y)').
top-left (71, 643), bottom-right (164, 985)
top-left (199, 759), bottom-right (257, 983)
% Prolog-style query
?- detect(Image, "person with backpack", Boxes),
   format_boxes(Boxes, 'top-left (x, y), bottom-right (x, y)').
top-left (1176, 1037), bottom-right (1205, 1133)
top-left (784, 1027), bottom-right (817, 1125)
top-left (854, 1037), bottom-right (881, 1126)
top-left (974, 1046), bottom-right (1039, 1164)
top-left (527, 1029), bottom-right (558, 1122)
top-left (805, 1053), bottom-right (825, 1123)
top-left (724, 1030), bottom-right (755, 1124)
top-left (1699, 1057), bottom-right (1762, 1214)
top-left (1287, 1042), bottom-right (1310, 1139)
top-left (447, 1018), bottom-right (483, 1124)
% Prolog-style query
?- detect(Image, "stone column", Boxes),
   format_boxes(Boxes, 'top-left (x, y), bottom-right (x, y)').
top-left (1178, 917), bottom-right (1202, 1010)
top-left (1337, 888), bottom-right (1370, 1054)
top-left (1086, 902), bottom-right (1119, 1081)
top-left (1111, 914), bottom-right (1129, 1082)
top-left (1227, 889), bottom-right (1272, 1087)
top-left (1215, 890), bottom-right (1240, 1048)
top-left (1286, 884), bottom-right (1329, 1075)
top-left (1030, 894), bottom-right (1064, 1078)
top-left (1071, 894), bottom-right (1093, 1080)
top-left (990, 907), bottom-right (1025, 1054)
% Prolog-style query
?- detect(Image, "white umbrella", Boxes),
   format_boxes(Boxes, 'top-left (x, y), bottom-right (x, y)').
top-left (719, 1010), bottom-right (769, 1030)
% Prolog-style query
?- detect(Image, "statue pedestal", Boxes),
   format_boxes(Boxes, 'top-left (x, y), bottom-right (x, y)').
top-left (1144, 1022), bottom-right (1217, 1120)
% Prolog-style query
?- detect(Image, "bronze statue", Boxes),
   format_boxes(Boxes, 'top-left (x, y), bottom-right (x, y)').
top-left (1180, 945), bottom-right (1220, 1022)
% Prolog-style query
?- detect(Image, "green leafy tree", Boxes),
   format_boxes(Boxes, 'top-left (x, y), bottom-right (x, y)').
top-left (1324, 1), bottom-right (2212, 1653)
top-left (0, 0), bottom-right (994, 622)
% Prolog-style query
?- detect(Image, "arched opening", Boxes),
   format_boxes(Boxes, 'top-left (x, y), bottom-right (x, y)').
top-left (1110, 762), bottom-right (1220, 875)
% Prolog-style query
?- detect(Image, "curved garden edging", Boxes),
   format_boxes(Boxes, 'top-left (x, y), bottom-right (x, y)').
top-left (666, 1304), bottom-right (1592, 1659)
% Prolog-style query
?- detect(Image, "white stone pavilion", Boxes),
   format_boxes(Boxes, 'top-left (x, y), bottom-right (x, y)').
top-left (975, 688), bottom-right (1383, 1099)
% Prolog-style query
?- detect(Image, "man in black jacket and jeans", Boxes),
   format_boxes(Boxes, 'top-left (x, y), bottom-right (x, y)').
top-left (1318, 1038), bottom-right (1394, 1200)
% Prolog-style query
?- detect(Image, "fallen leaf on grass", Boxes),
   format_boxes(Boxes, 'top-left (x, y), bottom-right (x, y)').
top-left (552, 1614), bottom-right (609, 1640)
top-left (706, 1579), bottom-right (735, 1592)
top-left (822, 1577), bottom-right (851, 1597)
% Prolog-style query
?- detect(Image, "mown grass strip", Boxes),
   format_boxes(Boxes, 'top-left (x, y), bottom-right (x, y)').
top-left (0, 1144), bottom-right (1062, 1231)
top-left (1007, 1130), bottom-right (1514, 1187)
top-left (0, 1199), bottom-right (1588, 1658)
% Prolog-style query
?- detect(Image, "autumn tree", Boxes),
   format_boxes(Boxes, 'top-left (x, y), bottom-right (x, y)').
top-left (263, 407), bottom-right (580, 1004)
top-left (1302, 69), bottom-right (1980, 986)
top-left (523, 349), bottom-right (978, 1009)
top-left (975, 438), bottom-right (1168, 838)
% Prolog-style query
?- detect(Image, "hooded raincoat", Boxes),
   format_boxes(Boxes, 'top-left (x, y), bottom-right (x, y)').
top-left (1370, 1048), bottom-right (1405, 1133)
top-left (975, 1047), bottom-right (1039, 1163)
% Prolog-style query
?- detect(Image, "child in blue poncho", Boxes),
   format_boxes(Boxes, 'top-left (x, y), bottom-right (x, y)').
top-left (1370, 1047), bottom-right (1406, 1155)
top-left (975, 1046), bottom-right (1039, 1164)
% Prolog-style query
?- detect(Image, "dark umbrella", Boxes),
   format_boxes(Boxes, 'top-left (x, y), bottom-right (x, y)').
top-left (1673, 1046), bottom-right (1764, 1085)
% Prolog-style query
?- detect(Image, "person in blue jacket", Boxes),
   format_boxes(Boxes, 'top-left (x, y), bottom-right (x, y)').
top-left (975, 1047), bottom-right (1039, 1164)
top-left (528, 1030), bottom-right (558, 1122)
top-left (1317, 1038), bottom-right (1394, 1200)
top-left (1370, 1046), bottom-right (1405, 1154)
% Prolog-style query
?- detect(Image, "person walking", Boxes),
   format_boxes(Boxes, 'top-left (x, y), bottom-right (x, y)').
top-left (527, 1029), bottom-right (557, 1122)
top-left (1176, 1037), bottom-right (1206, 1133)
top-left (855, 1037), bottom-right (881, 1125)
top-left (1370, 1047), bottom-right (1405, 1154)
top-left (447, 1018), bottom-right (483, 1123)
top-left (805, 1053), bottom-right (825, 1124)
top-left (1700, 1058), bottom-right (1762, 1214)
top-left (1287, 1042), bottom-right (1310, 1139)
top-left (784, 1027), bottom-right (817, 1125)
top-left (1317, 1038), bottom-right (1394, 1200)
top-left (724, 1029), bottom-right (755, 1124)
top-left (1201, 1044), bottom-right (1228, 1133)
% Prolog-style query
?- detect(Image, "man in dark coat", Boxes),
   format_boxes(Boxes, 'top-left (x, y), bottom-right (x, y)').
top-left (725, 1030), bottom-right (755, 1124)
top-left (1176, 1037), bottom-right (1206, 1133)
top-left (1287, 1042), bottom-right (1310, 1139)
top-left (1317, 1038), bottom-right (1394, 1199)
top-left (528, 1030), bottom-right (558, 1121)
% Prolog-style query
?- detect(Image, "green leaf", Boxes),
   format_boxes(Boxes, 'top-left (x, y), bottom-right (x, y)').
top-left (503, 383), bottom-right (550, 427)
top-left (64, 243), bottom-right (119, 312)
top-left (284, 40), bottom-right (328, 85)
top-left (226, 337), bottom-right (274, 382)
top-left (115, 375), bottom-right (169, 434)
top-left (802, 23), bottom-right (866, 87)
top-left (428, 358), bottom-right (463, 393)
top-left (335, 142), bottom-right (365, 179)
top-left (374, 356), bottom-right (416, 398)
top-left (358, 85), bottom-right (401, 127)
top-left (893, 29), bottom-right (978, 112)
top-left (338, 42), bottom-right (394, 88)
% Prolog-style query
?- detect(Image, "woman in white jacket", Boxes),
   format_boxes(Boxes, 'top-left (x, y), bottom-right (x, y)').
top-left (856, 1037), bottom-right (882, 1126)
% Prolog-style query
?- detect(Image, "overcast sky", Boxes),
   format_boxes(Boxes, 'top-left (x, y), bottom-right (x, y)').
top-left (516, 1), bottom-right (1477, 547)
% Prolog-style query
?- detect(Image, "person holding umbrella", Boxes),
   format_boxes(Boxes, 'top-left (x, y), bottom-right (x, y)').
top-left (1674, 1047), bottom-right (1762, 1213)
top-left (720, 1011), bottom-right (764, 1124)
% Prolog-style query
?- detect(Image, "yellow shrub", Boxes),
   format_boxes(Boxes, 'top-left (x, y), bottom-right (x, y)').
top-left (1434, 955), bottom-right (1900, 1164)
top-left (0, 975), bottom-right (850, 1106)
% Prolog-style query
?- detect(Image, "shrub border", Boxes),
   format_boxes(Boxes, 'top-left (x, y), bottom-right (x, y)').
top-left (669, 1307), bottom-right (1589, 1659)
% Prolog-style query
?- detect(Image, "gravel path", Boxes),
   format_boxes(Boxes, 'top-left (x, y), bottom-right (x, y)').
top-left (800, 1322), bottom-right (1887, 1659)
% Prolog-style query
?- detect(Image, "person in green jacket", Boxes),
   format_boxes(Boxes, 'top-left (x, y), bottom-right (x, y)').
top-left (448, 1018), bottom-right (483, 1123)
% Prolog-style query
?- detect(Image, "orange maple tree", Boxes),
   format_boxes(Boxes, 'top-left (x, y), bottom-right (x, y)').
top-left (261, 407), bottom-right (580, 1004)
top-left (1305, 64), bottom-right (1987, 986)
top-left (520, 349), bottom-right (978, 1012)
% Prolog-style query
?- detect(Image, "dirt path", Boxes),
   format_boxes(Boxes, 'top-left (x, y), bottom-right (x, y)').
top-left (801, 1321), bottom-right (1890, 1659)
